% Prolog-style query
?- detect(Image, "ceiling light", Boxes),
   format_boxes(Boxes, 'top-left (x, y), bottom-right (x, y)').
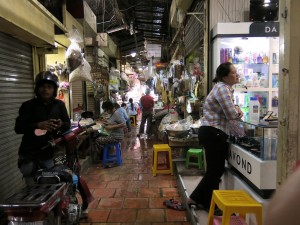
top-left (130, 52), bottom-right (136, 57)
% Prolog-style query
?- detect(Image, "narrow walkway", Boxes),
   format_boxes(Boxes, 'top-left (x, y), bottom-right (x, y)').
top-left (80, 124), bottom-right (191, 225)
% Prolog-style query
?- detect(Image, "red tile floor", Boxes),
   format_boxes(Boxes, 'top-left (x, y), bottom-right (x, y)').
top-left (79, 120), bottom-right (191, 225)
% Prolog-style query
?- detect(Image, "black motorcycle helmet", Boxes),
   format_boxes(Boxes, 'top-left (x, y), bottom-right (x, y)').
top-left (34, 71), bottom-right (59, 98)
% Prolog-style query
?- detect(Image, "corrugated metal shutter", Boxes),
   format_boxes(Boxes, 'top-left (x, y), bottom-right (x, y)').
top-left (185, 1), bottom-right (205, 58)
top-left (86, 82), bottom-right (95, 114)
top-left (0, 32), bottom-right (33, 201)
top-left (71, 81), bottom-right (83, 113)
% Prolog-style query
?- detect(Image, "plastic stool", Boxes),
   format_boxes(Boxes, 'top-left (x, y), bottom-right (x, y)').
top-left (152, 144), bottom-right (173, 176)
top-left (207, 190), bottom-right (263, 225)
top-left (130, 116), bottom-right (136, 126)
top-left (213, 216), bottom-right (248, 225)
top-left (102, 143), bottom-right (122, 167)
top-left (185, 148), bottom-right (204, 169)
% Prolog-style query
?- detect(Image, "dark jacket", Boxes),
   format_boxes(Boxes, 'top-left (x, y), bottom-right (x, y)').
top-left (15, 98), bottom-right (71, 160)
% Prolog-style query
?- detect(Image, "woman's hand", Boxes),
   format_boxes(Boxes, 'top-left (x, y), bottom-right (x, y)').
top-left (235, 105), bottom-right (244, 119)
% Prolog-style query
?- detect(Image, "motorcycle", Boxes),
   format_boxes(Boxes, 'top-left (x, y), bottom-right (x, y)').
top-left (0, 117), bottom-right (95, 224)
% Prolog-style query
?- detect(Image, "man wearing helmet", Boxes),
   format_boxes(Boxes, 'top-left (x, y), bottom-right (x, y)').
top-left (15, 71), bottom-right (71, 184)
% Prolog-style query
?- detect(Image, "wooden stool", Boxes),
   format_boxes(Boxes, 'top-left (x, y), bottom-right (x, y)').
top-left (152, 144), bottom-right (173, 176)
top-left (207, 190), bottom-right (263, 225)
top-left (102, 143), bottom-right (122, 167)
top-left (130, 116), bottom-right (136, 126)
top-left (185, 148), bottom-right (204, 169)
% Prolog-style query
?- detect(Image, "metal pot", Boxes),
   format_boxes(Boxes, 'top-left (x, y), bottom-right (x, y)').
top-left (191, 127), bottom-right (199, 134)
top-left (166, 129), bottom-right (190, 138)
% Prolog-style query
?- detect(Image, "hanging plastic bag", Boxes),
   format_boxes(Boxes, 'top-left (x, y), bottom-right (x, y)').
top-left (69, 58), bottom-right (92, 83)
top-left (66, 42), bottom-right (83, 73)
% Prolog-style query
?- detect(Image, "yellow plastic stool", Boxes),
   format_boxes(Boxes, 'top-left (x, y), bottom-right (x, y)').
top-left (130, 116), bottom-right (136, 126)
top-left (152, 144), bottom-right (173, 176)
top-left (207, 190), bottom-right (263, 225)
top-left (185, 148), bottom-right (204, 169)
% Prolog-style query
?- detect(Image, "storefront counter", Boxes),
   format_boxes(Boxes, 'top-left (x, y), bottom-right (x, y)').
top-left (228, 143), bottom-right (276, 198)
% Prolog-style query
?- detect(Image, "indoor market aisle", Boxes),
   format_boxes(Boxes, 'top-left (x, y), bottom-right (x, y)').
top-left (79, 124), bottom-right (191, 225)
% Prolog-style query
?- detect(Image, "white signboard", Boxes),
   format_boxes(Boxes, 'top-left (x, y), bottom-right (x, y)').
top-left (228, 144), bottom-right (277, 189)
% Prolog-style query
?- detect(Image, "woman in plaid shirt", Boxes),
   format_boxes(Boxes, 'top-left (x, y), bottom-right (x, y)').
top-left (187, 62), bottom-right (243, 212)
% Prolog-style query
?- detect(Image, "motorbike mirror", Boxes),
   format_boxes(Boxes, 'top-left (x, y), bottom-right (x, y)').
top-left (34, 129), bottom-right (47, 136)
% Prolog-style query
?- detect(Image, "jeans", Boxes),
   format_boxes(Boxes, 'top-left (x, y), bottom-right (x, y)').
top-left (139, 111), bottom-right (153, 135)
top-left (19, 157), bottom-right (54, 176)
top-left (19, 156), bottom-right (54, 185)
top-left (190, 126), bottom-right (228, 209)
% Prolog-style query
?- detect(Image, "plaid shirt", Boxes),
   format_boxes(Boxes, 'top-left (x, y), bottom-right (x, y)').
top-left (201, 82), bottom-right (239, 135)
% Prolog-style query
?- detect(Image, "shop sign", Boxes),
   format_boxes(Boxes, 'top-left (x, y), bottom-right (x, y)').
top-left (249, 22), bottom-right (279, 37)
top-left (228, 144), bottom-right (277, 189)
top-left (229, 148), bottom-right (252, 174)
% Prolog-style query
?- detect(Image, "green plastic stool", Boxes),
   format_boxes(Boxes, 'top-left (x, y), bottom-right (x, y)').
top-left (185, 148), bottom-right (204, 169)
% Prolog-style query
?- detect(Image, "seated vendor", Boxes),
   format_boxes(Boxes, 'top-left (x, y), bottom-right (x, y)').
top-left (95, 101), bottom-right (126, 158)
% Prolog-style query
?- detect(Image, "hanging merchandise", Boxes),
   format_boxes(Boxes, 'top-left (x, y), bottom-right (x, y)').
top-left (186, 99), bottom-right (192, 114)
top-left (109, 67), bottom-right (120, 91)
top-left (66, 29), bottom-right (93, 83)
top-left (66, 41), bottom-right (83, 73)
top-left (69, 58), bottom-right (92, 83)
top-left (119, 72), bottom-right (129, 92)
top-left (155, 78), bottom-right (162, 94)
top-left (174, 64), bottom-right (183, 79)
top-left (169, 63), bottom-right (175, 77)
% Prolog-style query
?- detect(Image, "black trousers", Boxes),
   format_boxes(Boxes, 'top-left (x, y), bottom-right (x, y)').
top-left (190, 126), bottom-right (228, 209)
top-left (139, 111), bottom-right (153, 135)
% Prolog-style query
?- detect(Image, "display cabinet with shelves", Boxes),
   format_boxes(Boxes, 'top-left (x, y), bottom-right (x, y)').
top-left (212, 22), bottom-right (280, 120)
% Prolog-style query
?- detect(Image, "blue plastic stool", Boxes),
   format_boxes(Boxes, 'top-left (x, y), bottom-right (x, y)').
top-left (102, 143), bottom-right (122, 167)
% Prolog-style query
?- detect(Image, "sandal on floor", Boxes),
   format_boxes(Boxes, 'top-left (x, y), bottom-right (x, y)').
top-left (163, 199), bottom-right (179, 206)
top-left (165, 201), bottom-right (186, 211)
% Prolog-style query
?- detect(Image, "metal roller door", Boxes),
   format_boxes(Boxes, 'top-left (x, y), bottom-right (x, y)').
top-left (185, 1), bottom-right (205, 58)
top-left (71, 81), bottom-right (84, 120)
top-left (0, 32), bottom-right (34, 201)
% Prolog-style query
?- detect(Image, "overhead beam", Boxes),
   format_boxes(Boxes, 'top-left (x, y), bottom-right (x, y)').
top-left (134, 15), bottom-right (165, 20)
top-left (134, 9), bottom-right (165, 14)
top-left (135, 20), bottom-right (163, 26)
top-left (136, 28), bottom-right (167, 35)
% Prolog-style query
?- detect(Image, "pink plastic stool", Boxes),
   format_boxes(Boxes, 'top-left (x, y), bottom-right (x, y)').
top-left (213, 216), bottom-right (248, 225)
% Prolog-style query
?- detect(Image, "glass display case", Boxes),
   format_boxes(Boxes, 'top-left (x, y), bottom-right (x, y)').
top-left (231, 120), bottom-right (278, 161)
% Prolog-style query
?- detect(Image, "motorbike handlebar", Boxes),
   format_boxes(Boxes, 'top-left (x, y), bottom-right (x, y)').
top-left (41, 122), bottom-right (96, 151)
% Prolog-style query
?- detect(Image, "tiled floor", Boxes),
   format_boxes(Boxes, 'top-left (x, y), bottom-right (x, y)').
top-left (79, 123), bottom-right (191, 225)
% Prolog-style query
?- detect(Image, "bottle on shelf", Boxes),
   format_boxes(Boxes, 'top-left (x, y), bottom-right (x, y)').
top-left (249, 97), bottom-right (260, 123)
top-left (232, 54), bottom-right (238, 64)
top-left (263, 53), bottom-right (269, 64)
top-left (228, 55), bottom-right (232, 63)
top-left (257, 53), bottom-right (263, 64)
